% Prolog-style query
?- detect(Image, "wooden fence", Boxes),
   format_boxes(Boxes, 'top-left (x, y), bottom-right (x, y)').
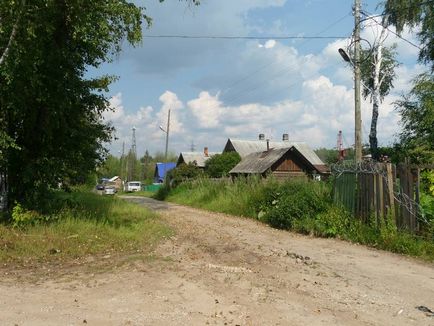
top-left (333, 163), bottom-right (423, 233)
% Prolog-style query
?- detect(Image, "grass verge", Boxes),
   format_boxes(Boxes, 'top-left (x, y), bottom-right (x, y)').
top-left (0, 190), bottom-right (171, 265)
top-left (157, 177), bottom-right (434, 262)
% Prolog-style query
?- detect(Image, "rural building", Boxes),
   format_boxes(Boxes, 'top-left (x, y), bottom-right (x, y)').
top-left (223, 135), bottom-right (321, 158)
top-left (229, 145), bottom-right (328, 180)
top-left (154, 162), bottom-right (176, 183)
top-left (227, 135), bottom-right (328, 179)
top-left (108, 176), bottom-right (122, 191)
top-left (177, 147), bottom-right (221, 168)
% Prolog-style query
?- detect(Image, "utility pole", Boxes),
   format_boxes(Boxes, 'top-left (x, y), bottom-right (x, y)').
top-left (120, 142), bottom-right (125, 180)
top-left (354, 0), bottom-right (362, 163)
top-left (164, 109), bottom-right (171, 162)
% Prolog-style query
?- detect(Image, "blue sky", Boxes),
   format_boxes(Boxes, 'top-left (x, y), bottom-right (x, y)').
top-left (95, 0), bottom-right (424, 157)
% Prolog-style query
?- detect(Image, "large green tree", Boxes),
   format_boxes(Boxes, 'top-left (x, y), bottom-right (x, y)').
top-left (0, 0), bottom-right (197, 209)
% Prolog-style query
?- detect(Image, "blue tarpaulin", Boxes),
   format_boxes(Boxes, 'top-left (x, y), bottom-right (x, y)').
top-left (154, 162), bottom-right (176, 183)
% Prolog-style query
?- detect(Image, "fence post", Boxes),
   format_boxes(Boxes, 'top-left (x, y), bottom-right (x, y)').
top-left (386, 163), bottom-right (395, 223)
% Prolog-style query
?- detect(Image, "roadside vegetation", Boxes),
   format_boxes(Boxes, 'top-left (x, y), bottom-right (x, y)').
top-left (0, 189), bottom-right (170, 265)
top-left (156, 177), bottom-right (434, 261)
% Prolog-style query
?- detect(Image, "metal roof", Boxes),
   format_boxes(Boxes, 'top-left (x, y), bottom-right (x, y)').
top-left (225, 139), bottom-right (325, 166)
top-left (154, 162), bottom-right (176, 180)
top-left (177, 152), bottom-right (221, 168)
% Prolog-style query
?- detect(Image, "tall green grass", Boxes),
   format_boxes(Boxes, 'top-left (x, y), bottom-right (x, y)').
top-left (159, 177), bottom-right (434, 261)
top-left (0, 190), bottom-right (171, 264)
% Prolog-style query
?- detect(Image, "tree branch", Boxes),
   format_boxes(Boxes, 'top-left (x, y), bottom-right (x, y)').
top-left (0, 0), bottom-right (26, 67)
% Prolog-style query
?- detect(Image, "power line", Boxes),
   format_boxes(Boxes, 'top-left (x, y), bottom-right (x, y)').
top-left (360, 11), bottom-right (422, 50)
top-left (143, 35), bottom-right (348, 40)
top-left (218, 12), bottom-right (352, 96)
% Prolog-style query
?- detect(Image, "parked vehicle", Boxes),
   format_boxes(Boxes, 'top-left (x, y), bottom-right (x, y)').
top-left (104, 186), bottom-right (116, 195)
top-left (125, 181), bottom-right (141, 192)
top-left (96, 184), bottom-right (105, 191)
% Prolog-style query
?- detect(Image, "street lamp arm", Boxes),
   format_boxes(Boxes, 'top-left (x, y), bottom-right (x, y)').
top-left (338, 48), bottom-right (352, 63)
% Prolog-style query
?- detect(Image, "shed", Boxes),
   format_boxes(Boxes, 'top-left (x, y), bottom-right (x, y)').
top-left (229, 146), bottom-right (327, 180)
top-left (154, 162), bottom-right (176, 183)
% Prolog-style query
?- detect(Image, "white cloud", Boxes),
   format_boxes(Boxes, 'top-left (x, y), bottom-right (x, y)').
top-left (105, 93), bottom-right (125, 122)
top-left (265, 39), bottom-right (277, 49)
top-left (156, 91), bottom-right (184, 134)
top-left (104, 14), bottom-right (424, 157)
top-left (187, 91), bottom-right (222, 128)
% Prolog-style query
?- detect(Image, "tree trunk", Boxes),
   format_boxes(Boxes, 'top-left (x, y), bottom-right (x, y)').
top-left (370, 29), bottom-right (385, 161)
top-left (369, 100), bottom-right (379, 160)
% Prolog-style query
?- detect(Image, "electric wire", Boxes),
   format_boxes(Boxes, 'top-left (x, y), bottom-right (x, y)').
top-left (360, 10), bottom-right (422, 50)
top-left (143, 35), bottom-right (347, 40)
top-left (217, 13), bottom-right (353, 105)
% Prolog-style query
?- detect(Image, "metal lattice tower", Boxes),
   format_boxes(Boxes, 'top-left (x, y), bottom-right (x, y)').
top-left (131, 127), bottom-right (137, 155)
top-left (337, 130), bottom-right (345, 161)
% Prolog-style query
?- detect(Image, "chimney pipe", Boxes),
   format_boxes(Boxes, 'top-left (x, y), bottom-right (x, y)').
top-left (282, 133), bottom-right (289, 141)
top-left (204, 147), bottom-right (209, 157)
top-left (266, 139), bottom-right (270, 151)
top-left (259, 133), bottom-right (265, 141)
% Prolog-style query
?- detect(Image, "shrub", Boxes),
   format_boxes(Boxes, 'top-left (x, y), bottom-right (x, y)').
top-left (11, 202), bottom-right (42, 228)
top-left (204, 152), bottom-right (241, 178)
top-left (154, 184), bottom-right (171, 201)
top-left (167, 162), bottom-right (203, 187)
top-left (260, 179), bottom-right (331, 230)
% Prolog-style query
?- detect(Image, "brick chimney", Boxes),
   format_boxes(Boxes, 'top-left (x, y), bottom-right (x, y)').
top-left (204, 147), bottom-right (209, 157)
top-left (266, 139), bottom-right (270, 151)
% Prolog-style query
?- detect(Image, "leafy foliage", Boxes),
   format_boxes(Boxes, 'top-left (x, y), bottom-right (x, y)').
top-left (359, 41), bottom-right (399, 159)
top-left (257, 180), bottom-right (331, 229)
top-left (159, 177), bottom-right (434, 261)
top-left (204, 152), bottom-right (241, 178)
top-left (0, 1), bottom-right (147, 209)
top-left (360, 45), bottom-right (399, 102)
top-left (167, 162), bottom-right (203, 187)
top-left (395, 74), bottom-right (434, 163)
top-left (384, 0), bottom-right (434, 70)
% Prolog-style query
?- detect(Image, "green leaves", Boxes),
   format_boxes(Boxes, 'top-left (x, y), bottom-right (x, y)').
top-left (0, 0), bottom-right (147, 208)
top-left (384, 0), bottom-right (434, 70)
top-left (396, 73), bottom-right (434, 163)
top-left (204, 152), bottom-right (241, 178)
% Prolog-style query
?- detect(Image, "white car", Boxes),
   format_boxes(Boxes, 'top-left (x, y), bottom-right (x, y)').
top-left (104, 186), bottom-right (116, 195)
top-left (126, 181), bottom-right (141, 192)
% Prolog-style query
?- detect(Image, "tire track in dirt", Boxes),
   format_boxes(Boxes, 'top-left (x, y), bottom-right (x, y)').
top-left (0, 196), bottom-right (433, 325)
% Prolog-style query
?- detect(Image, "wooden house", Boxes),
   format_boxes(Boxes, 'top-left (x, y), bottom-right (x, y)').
top-left (228, 139), bottom-right (329, 180)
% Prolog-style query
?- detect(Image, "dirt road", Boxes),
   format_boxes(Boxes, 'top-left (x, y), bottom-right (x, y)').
top-left (1, 197), bottom-right (434, 325)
